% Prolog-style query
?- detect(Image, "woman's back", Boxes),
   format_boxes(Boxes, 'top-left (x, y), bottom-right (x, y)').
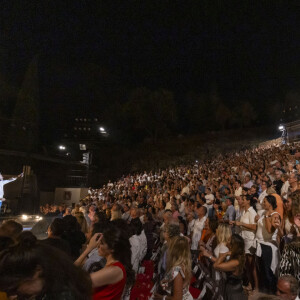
top-left (161, 265), bottom-right (193, 300)
top-left (214, 242), bottom-right (229, 258)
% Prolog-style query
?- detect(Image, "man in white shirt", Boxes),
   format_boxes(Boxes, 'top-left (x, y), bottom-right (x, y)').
top-left (204, 188), bottom-right (214, 214)
top-left (243, 175), bottom-right (253, 189)
top-left (181, 181), bottom-right (190, 195)
top-left (191, 205), bottom-right (207, 253)
top-left (0, 172), bottom-right (22, 212)
top-left (187, 212), bottom-right (196, 237)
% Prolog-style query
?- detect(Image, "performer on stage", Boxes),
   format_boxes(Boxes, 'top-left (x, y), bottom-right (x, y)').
top-left (0, 172), bottom-right (23, 213)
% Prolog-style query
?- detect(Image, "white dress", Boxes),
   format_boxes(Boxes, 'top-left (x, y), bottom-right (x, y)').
top-left (160, 266), bottom-right (193, 300)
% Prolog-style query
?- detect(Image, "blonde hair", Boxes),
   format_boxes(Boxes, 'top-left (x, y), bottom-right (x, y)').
top-left (74, 212), bottom-right (88, 234)
top-left (111, 210), bottom-right (122, 221)
top-left (166, 236), bottom-right (192, 287)
top-left (216, 223), bottom-right (232, 244)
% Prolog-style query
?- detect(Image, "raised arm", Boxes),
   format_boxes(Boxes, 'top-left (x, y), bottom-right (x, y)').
top-left (213, 252), bottom-right (239, 272)
top-left (74, 233), bottom-right (101, 267)
top-left (234, 221), bottom-right (257, 231)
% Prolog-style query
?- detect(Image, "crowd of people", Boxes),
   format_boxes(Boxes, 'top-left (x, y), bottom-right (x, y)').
top-left (0, 143), bottom-right (300, 300)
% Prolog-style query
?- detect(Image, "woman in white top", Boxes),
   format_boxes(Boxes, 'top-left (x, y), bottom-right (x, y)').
top-left (234, 180), bottom-right (243, 211)
top-left (231, 194), bottom-right (258, 291)
top-left (201, 222), bottom-right (232, 297)
top-left (201, 223), bottom-right (232, 263)
top-left (280, 173), bottom-right (290, 200)
top-left (255, 195), bottom-right (281, 294)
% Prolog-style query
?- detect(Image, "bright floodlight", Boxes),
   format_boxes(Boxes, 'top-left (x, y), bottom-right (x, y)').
top-left (278, 125), bottom-right (284, 131)
top-left (59, 145), bottom-right (66, 150)
top-left (79, 144), bottom-right (86, 150)
top-left (21, 214), bottom-right (28, 220)
top-left (99, 127), bottom-right (105, 132)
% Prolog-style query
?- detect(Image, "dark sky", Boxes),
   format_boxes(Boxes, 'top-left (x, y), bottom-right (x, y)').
top-left (1, 1), bottom-right (300, 125)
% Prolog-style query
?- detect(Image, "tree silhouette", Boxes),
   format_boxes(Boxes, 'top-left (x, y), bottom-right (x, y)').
top-left (8, 56), bottom-right (40, 151)
top-left (215, 102), bottom-right (232, 130)
top-left (123, 88), bottom-right (177, 143)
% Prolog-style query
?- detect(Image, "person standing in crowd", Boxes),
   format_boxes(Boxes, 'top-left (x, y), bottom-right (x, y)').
top-left (273, 170), bottom-right (284, 196)
top-left (154, 236), bottom-right (193, 300)
top-left (75, 225), bottom-right (135, 300)
top-left (267, 186), bottom-right (284, 221)
top-left (199, 216), bottom-right (218, 266)
top-left (231, 194), bottom-right (258, 292)
top-left (62, 215), bottom-right (86, 260)
top-left (289, 173), bottom-right (299, 194)
top-left (74, 211), bottom-right (89, 234)
top-left (143, 212), bottom-right (155, 260)
top-left (87, 205), bottom-right (97, 226)
top-left (129, 222), bottom-right (141, 274)
top-left (213, 223), bottom-right (232, 260)
top-left (280, 191), bottom-right (300, 282)
top-left (244, 175), bottom-right (253, 189)
top-left (186, 211), bottom-right (196, 238)
top-left (257, 181), bottom-right (268, 215)
top-left (276, 275), bottom-right (299, 300)
top-left (41, 218), bottom-right (71, 256)
top-left (213, 234), bottom-right (247, 300)
top-left (256, 195), bottom-right (281, 294)
top-left (0, 172), bottom-right (22, 212)
top-left (280, 174), bottom-right (290, 201)
top-left (181, 181), bottom-right (190, 196)
top-left (160, 210), bottom-right (173, 242)
top-left (224, 197), bottom-right (236, 221)
top-left (158, 222), bottom-right (181, 282)
top-left (234, 180), bottom-right (243, 210)
top-left (0, 231), bottom-right (92, 299)
top-left (122, 204), bottom-right (131, 222)
top-left (81, 222), bottom-right (108, 274)
top-left (191, 205), bottom-right (207, 259)
top-left (0, 220), bottom-right (23, 241)
top-left (204, 188), bottom-right (215, 216)
top-left (171, 202), bottom-right (180, 219)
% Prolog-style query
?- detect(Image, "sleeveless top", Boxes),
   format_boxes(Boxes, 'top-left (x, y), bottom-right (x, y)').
top-left (93, 262), bottom-right (127, 300)
top-left (256, 212), bottom-right (279, 242)
top-left (160, 266), bottom-right (193, 300)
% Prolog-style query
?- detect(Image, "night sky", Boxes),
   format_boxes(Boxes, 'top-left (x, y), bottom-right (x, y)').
top-left (1, 1), bottom-right (300, 144)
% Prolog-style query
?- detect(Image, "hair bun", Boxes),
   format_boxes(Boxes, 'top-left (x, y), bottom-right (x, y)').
top-left (18, 231), bottom-right (37, 248)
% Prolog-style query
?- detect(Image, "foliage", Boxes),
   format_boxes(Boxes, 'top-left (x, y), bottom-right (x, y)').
top-left (215, 102), bottom-right (232, 130)
top-left (121, 87), bottom-right (177, 143)
top-left (7, 56), bottom-right (40, 151)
